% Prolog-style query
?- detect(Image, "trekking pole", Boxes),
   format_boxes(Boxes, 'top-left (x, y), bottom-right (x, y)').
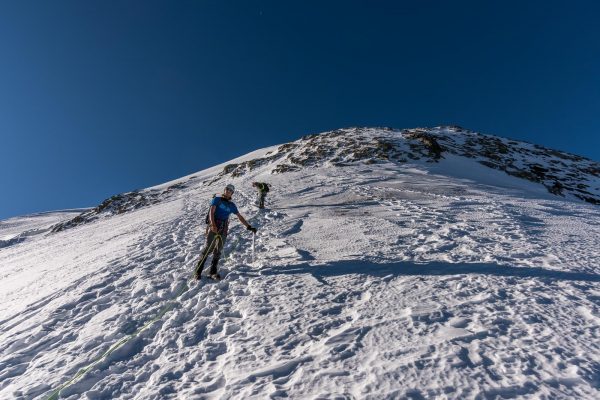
top-left (252, 232), bottom-right (256, 263)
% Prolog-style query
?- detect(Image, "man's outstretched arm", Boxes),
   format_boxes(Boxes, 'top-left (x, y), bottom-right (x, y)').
top-left (236, 213), bottom-right (257, 232)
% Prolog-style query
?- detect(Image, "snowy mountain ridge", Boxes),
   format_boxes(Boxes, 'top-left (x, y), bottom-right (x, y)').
top-left (216, 126), bottom-right (599, 203)
top-left (1, 127), bottom-right (599, 399)
top-left (42, 126), bottom-right (600, 240)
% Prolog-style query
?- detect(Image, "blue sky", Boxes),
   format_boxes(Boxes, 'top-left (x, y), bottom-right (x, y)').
top-left (1, 1), bottom-right (599, 219)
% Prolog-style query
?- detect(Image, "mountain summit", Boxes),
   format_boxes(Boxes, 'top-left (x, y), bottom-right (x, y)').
top-left (1, 127), bottom-right (599, 399)
top-left (217, 126), bottom-right (599, 203)
top-left (43, 126), bottom-right (600, 237)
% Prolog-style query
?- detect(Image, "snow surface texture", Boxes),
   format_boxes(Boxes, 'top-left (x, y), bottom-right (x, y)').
top-left (1, 127), bottom-right (599, 399)
top-left (0, 210), bottom-right (86, 249)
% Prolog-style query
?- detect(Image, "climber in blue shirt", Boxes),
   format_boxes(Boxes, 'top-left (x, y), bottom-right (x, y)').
top-left (195, 184), bottom-right (257, 280)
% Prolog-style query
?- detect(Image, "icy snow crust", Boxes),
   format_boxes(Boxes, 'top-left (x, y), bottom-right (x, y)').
top-left (1, 127), bottom-right (599, 399)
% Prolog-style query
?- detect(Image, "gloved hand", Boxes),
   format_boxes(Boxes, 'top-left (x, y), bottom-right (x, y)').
top-left (247, 225), bottom-right (257, 233)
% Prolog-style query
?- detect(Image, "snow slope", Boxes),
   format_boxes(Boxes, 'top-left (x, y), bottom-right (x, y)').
top-left (0, 210), bottom-right (87, 248)
top-left (1, 127), bottom-right (599, 399)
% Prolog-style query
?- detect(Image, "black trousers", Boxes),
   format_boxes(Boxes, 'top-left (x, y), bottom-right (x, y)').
top-left (258, 192), bottom-right (266, 208)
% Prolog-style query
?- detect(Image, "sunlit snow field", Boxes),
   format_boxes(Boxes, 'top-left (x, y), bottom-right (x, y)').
top-left (1, 132), bottom-right (599, 399)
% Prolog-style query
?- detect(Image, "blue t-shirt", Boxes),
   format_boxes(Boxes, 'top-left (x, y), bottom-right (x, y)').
top-left (211, 197), bottom-right (239, 221)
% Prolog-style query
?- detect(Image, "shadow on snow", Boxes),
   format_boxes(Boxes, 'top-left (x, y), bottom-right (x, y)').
top-left (246, 260), bottom-right (600, 283)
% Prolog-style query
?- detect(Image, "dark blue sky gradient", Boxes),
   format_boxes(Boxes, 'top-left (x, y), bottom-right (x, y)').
top-left (1, 1), bottom-right (599, 219)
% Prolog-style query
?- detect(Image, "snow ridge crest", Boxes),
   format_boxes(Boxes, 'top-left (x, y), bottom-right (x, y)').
top-left (216, 126), bottom-right (600, 205)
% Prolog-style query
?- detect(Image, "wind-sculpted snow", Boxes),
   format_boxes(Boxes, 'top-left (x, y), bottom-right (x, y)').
top-left (1, 128), bottom-right (600, 399)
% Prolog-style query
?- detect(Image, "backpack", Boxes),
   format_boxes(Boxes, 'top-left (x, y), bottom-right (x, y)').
top-left (261, 183), bottom-right (270, 193)
top-left (205, 195), bottom-right (221, 224)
